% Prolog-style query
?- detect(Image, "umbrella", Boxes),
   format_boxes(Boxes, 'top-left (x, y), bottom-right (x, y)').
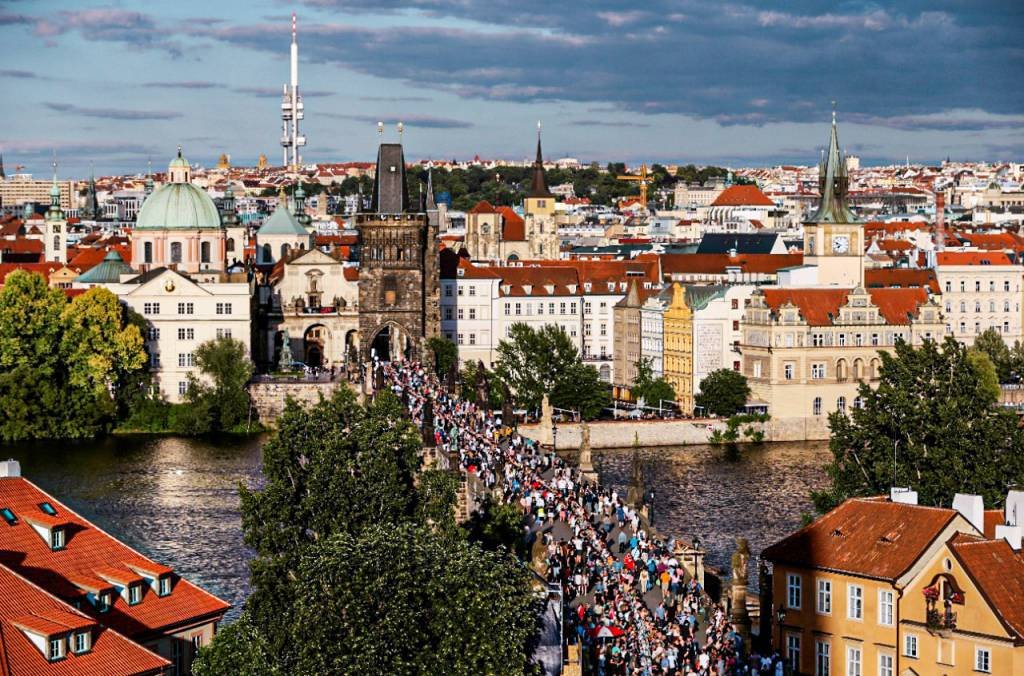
top-left (590, 625), bottom-right (625, 639)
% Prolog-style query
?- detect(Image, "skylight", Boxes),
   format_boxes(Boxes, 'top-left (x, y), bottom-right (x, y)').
top-left (39, 502), bottom-right (57, 516)
top-left (1, 507), bottom-right (15, 525)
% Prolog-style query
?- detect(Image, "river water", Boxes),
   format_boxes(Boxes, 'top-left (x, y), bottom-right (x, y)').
top-left (1, 435), bottom-right (828, 621)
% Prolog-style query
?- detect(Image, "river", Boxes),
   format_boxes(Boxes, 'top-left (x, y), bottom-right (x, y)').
top-left (1, 435), bottom-right (829, 621)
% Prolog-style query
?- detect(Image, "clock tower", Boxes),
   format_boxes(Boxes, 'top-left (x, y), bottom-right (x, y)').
top-left (803, 109), bottom-right (864, 287)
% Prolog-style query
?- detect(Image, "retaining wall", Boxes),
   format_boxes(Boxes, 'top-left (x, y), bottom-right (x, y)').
top-left (248, 380), bottom-right (358, 424)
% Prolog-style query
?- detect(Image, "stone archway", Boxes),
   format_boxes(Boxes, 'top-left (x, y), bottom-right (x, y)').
top-left (368, 323), bottom-right (412, 363)
top-left (303, 324), bottom-right (329, 368)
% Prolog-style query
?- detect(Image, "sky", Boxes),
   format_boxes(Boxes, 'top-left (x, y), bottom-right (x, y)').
top-left (1, 0), bottom-right (1023, 176)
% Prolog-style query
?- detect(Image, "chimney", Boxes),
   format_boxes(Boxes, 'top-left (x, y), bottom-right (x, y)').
top-left (890, 487), bottom-right (918, 505)
top-left (935, 191), bottom-right (946, 251)
top-left (0, 459), bottom-right (21, 478)
top-left (953, 493), bottom-right (985, 534)
top-left (1006, 489), bottom-right (1024, 527)
top-left (995, 524), bottom-right (1022, 551)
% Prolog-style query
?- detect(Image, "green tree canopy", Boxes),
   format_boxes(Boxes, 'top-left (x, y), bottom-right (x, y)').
top-left (972, 328), bottom-right (1013, 383)
top-left (814, 338), bottom-right (1024, 513)
top-left (495, 322), bottom-right (580, 411)
top-left (187, 336), bottom-right (255, 431)
top-left (694, 369), bottom-right (751, 417)
top-left (551, 361), bottom-right (611, 420)
top-left (631, 358), bottom-right (677, 410)
top-left (425, 335), bottom-right (458, 379)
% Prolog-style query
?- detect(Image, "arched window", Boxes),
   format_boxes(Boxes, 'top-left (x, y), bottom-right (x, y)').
top-left (53, 235), bottom-right (61, 252)
top-left (200, 241), bottom-right (211, 263)
top-left (170, 242), bottom-right (182, 263)
top-left (599, 364), bottom-right (611, 383)
top-left (226, 238), bottom-right (235, 253)
top-left (812, 397), bottom-right (822, 416)
top-left (836, 359), bottom-right (848, 381)
top-left (262, 243), bottom-right (272, 262)
top-left (144, 241), bottom-right (153, 263)
top-left (281, 243), bottom-right (290, 259)
top-left (853, 358), bottom-right (864, 380)
top-left (853, 396), bottom-right (865, 409)
top-left (836, 396), bottom-right (847, 414)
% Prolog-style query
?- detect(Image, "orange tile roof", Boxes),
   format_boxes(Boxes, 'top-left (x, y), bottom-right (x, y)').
top-left (952, 231), bottom-right (1024, 251)
top-left (68, 245), bottom-right (132, 271)
top-left (0, 477), bottom-right (229, 641)
top-left (864, 268), bottom-right (941, 294)
top-left (762, 288), bottom-right (850, 326)
top-left (982, 510), bottom-right (1003, 540)
top-left (660, 253), bottom-right (803, 276)
top-left (762, 498), bottom-right (959, 580)
top-left (0, 563), bottom-right (169, 675)
top-left (0, 263), bottom-right (68, 285)
top-left (949, 536), bottom-right (1024, 640)
top-left (936, 251), bottom-right (1013, 266)
top-left (496, 207), bottom-right (525, 241)
top-left (710, 184), bottom-right (775, 207)
top-left (468, 200), bottom-right (496, 214)
top-left (877, 239), bottom-right (913, 252)
top-left (869, 287), bottom-right (931, 325)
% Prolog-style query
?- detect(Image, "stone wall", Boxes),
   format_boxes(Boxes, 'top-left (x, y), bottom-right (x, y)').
top-left (249, 380), bottom-right (358, 424)
top-left (518, 415), bottom-right (831, 449)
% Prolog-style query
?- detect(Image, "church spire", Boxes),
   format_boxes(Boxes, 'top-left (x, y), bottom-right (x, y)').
top-left (0, 151), bottom-right (5, 180)
top-left (528, 120), bottom-right (552, 199)
top-left (425, 168), bottom-right (437, 211)
top-left (807, 103), bottom-right (857, 224)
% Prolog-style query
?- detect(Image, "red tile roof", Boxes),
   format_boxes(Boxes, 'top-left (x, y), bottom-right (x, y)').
top-left (660, 253), bottom-right (804, 277)
top-left (952, 231), bottom-right (1024, 251)
top-left (0, 263), bottom-right (69, 285)
top-left (864, 268), bottom-right (941, 294)
top-left (496, 207), bottom-right (525, 241)
top-left (468, 200), bottom-right (496, 214)
top-left (761, 287), bottom-right (929, 326)
top-left (762, 498), bottom-right (960, 580)
top-left (710, 185), bottom-right (775, 207)
top-left (0, 477), bottom-right (229, 641)
top-left (0, 563), bottom-right (169, 675)
top-left (936, 251), bottom-right (1013, 266)
top-left (68, 245), bottom-right (132, 271)
top-left (870, 287), bottom-right (931, 325)
top-left (949, 536), bottom-right (1024, 640)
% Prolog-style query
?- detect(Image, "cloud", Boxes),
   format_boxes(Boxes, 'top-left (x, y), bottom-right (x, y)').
top-left (18, 8), bottom-right (184, 56)
top-left (572, 120), bottom-right (651, 129)
top-left (143, 80), bottom-right (218, 89)
top-left (0, 68), bottom-right (44, 79)
top-left (846, 109), bottom-right (1024, 132)
top-left (232, 86), bottom-right (334, 97)
top-left (359, 95), bottom-right (432, 102)
top-left (44, 102), bottom-right (183, 121)
top-left (324, 113), bottom-right (474, 129)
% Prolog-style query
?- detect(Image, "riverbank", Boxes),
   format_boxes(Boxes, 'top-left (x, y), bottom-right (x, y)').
top-left (518, 415), bottom-right (831, 449)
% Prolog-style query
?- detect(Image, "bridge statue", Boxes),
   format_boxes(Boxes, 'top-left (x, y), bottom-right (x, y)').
top-left (578, 419), bottom-right (597, 483)
top-left (278, 329), bottom-right (293, 371)
top-left (730, 537), bottom-right (753, 650)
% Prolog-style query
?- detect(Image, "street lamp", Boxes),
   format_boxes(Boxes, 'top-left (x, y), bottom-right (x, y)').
top-left (775, 604), bottom-right (788, 655)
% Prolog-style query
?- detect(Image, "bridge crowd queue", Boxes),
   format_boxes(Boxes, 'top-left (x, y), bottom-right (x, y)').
top-left (382, 362), bottom-right (785, 675)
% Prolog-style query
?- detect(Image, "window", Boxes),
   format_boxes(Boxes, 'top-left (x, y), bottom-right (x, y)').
top-left (178, 381), bottom-right (187, 395)
top-left (732, 298), bottom-right (739, 310)
top-left (600, 323), bottom-right (607, 336)
top-left (504, 302), bottom-right (511, 315)
top-left (784, 363), bottom-right (794, 380)
top-left (560, 302), bottom-right (566, 315)
top-left (147, 327), bottom-right (160, 341)
top-left (192, 634), bottom-right (203, 654)
top-left (178, 353), bottom-right (196, 367)
top-left (836, 396), bottom-right (846, 413)
top-left (73, 631), bottom-right (91, 654)
top-left (39, 502), bottom-right (57, 516)
top-left (50, 527), bottom-right (65, 550)
top-left (170, 241), bottom-right (182, 263)
top-left (787, 574), bottom-right (802, 609)
top-left (787, 634), bottom-right (801, 672)
top-left (457, 286), bottom-right (463, 296)
top-left (143, 241), bottom-right (153, 263)
top-left (975, 647), bottom-right (991, 673)
top-left (445, 285), bottom-right (453, 297)
top-left (846, 646), bottom-right (861, 676)
top-left (878, 590), bottom-right (894, 626)
top-left (457, 308), bottom-right (464, 320)
top-left (457, 334), bottom-right (464, 345)
top-left (177, 302), bottom-right (194, 315)
top-left (838, 333), bottom-right (846, 346)
top-left (469, 308), bottom-right (477, 320)
top-left (879, 653), bottom-right (893, 676)
top-left (216, 302), bottom-right (232, 315)
top-left (990, 280), bottom-right (996, 292)
top-left (848, 584), bottom-right (863, 620)
top-left (811, 363), bottom-right (826, 379)
top-left (817, 579), bottom-right (832, 614)
top-left (177, 327), bottom-right (195, 340)
top-left (49, 637), bottom-right (65, 661)
top-left (753, 361), bottom-right (762, 378)
top-left (159, 576), bottom-right (172, 596)
top-left (813, 397), bottom-right (822, 416)
top-left (1005, 280), bottom-right (1011, 292)
top-left (469, 334), bottom-right (476, 345)
top-left (903, 633), bottom-right (918, 658)
top-left (0, 507), bottom-right (15, 525)
top-left (732, 320), bottom-right (740, 331)
top-left (143, 302), bottom-right (160, 315)
top-left (945, 280), bottom-right (951, 292)
top-left (960, 280), bottom-right (965, 292)
top-left (469, 286), bottom-right (476, 296)
top-left (216, 328), bottom-right (232, 339)
top-left (515, 303), bottom-right (521, 316)
top-left (128, 584), bottom-right (141, 605)
top-left (200, 241), bottom-right (211, 263)
top-left (976, 280), bottom-right (982, 292)
top-left (96, 592), bottom-right (111, 613)
top-left (444, 307), bottom-right (453, 321)
top-left (815, 640), bottom-right (830, 676)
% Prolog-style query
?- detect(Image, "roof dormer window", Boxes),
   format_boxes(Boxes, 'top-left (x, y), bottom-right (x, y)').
top-left (1, 507), bottom-right (15, 525)
top-left (159, 576), bottom-right (172, 596)
top-left (72, 630), bottom-right (92, 654)
top-left (49, 636), bottom-right (66, 661)
top-left (50, 527), bottom-right (65, 551)
top-left (39, 502), bottom-right (58, 516)
top-left (96, 592), bottom-right (112, 613)
top-left (128, 583), bottom-right (142, 605)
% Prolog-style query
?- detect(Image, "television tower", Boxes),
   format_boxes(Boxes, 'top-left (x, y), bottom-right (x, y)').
top-left (280, 12), bottom-right (306, 170)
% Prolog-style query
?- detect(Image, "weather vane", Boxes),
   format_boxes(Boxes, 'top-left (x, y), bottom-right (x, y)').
top-left (377, 121), bottom-right (384, 137)
top-left (397, 121), bottom-right (404, 141)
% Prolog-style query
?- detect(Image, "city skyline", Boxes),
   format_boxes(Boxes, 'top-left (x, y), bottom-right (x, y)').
top-left (1, 0), bottom-right (1023, 175)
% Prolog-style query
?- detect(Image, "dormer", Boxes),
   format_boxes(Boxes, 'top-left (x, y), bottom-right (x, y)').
top-left (522, 284), bottom-right (533, 295)
top-left (95, 566), bottom-right (146, 605)
top-left (11, 610), bottom-right (95, 662)
top-left (568, 284), bottom-right (578, 294)
top-left (68, 573), bottom-right (117, 613)
top-left (544, 284), bottom-right (554, 294)
top-left (22, 509), bottom-right (70, 551)
top-left (607, 281), bottom-right (615, 292)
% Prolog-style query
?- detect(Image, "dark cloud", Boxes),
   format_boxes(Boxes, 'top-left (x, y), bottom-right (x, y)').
top-left (359, 95), bottom-right (432, 102)
top-left (846, 111), bottom-right (1024, 132)
top-left (323, 113), bottom-right (473, 129)
top-left (572, 120), bottom-right (650, 128)
top-left (44, 102), bottom-right (183, 120)
top-left (0, 68), bottom-right (42, 79)
top-left (232, 86), bottom-right (334, 97)
top-left (25, 8), bottom-right (183, 56)
top-left (143, 80), bottom-right (218, 89)
top-left (202, 2), bottom-right (1023, 126)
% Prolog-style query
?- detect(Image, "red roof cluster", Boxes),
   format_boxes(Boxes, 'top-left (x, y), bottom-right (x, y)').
top-left (659, 253), bottom-right (804, 277)
top-left (710, 185), bottom-right (775, 207)
top-left (936, 251), bottom-right (1013, 266)
top-left (761, 287), bottom-right (929, 326)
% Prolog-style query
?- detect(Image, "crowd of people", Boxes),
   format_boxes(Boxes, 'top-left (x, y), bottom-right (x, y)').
top-left (383, 360), bottom-right (787, 675)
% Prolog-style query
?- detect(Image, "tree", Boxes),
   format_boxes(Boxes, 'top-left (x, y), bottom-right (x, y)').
top-left (550, 361), bottom-right (611, 420)
top-left (972, 328), bottom-right (1013, 382)
top-left (425, 335), bottom-right (458, 379)
top-left (188, 336), bottom-right (255, 430)
top-left (695, 369), bottom-right (750, 416)
top-left (495, 322), bottom-right (580, 411)
top-left (631, 358), bottom-right (677, 410)
top-left (814, 338), bottom-right (1024, 513)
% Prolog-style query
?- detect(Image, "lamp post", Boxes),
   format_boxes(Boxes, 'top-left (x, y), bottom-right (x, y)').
top-left (775, 604), bottom-right (788, 657)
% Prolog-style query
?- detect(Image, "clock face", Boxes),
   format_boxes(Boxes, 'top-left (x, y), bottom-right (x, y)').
top-left (832, 236), bottom-right (850, 254)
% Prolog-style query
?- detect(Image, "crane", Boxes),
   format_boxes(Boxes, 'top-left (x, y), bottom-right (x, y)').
top-left (617, 163), bottom-right (656, 210)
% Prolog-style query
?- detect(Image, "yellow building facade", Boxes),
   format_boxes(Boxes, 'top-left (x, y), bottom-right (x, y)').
top-left (662, 283), bottom-right (694, 413)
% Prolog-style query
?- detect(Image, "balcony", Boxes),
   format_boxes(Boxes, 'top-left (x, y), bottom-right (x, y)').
top-left (926, 607), bottom-right (957, 637)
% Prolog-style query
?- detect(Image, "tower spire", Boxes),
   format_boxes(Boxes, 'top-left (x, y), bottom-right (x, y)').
top-left (0, 151), bottom-right (6, 180)
top-left (807, 105), bottom-right (856, 224)
top-left (528, 121), bottom-right (551, 198)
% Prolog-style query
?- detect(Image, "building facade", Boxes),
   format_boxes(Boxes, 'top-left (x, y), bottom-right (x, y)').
top-left (662, 283), bottom-right (695, 413)
top-left (935, 251), bottom-right (1022, 345)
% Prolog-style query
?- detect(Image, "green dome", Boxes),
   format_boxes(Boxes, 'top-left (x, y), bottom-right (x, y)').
top-left (135, 183), bottom-right (222, 230)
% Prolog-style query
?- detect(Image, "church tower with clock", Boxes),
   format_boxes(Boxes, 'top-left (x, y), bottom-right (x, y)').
top-left (803, 109), bottom-right (864, 287)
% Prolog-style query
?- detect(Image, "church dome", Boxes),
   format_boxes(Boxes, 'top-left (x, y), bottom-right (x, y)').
top-left (135, 149), bottom-right (221, 230)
